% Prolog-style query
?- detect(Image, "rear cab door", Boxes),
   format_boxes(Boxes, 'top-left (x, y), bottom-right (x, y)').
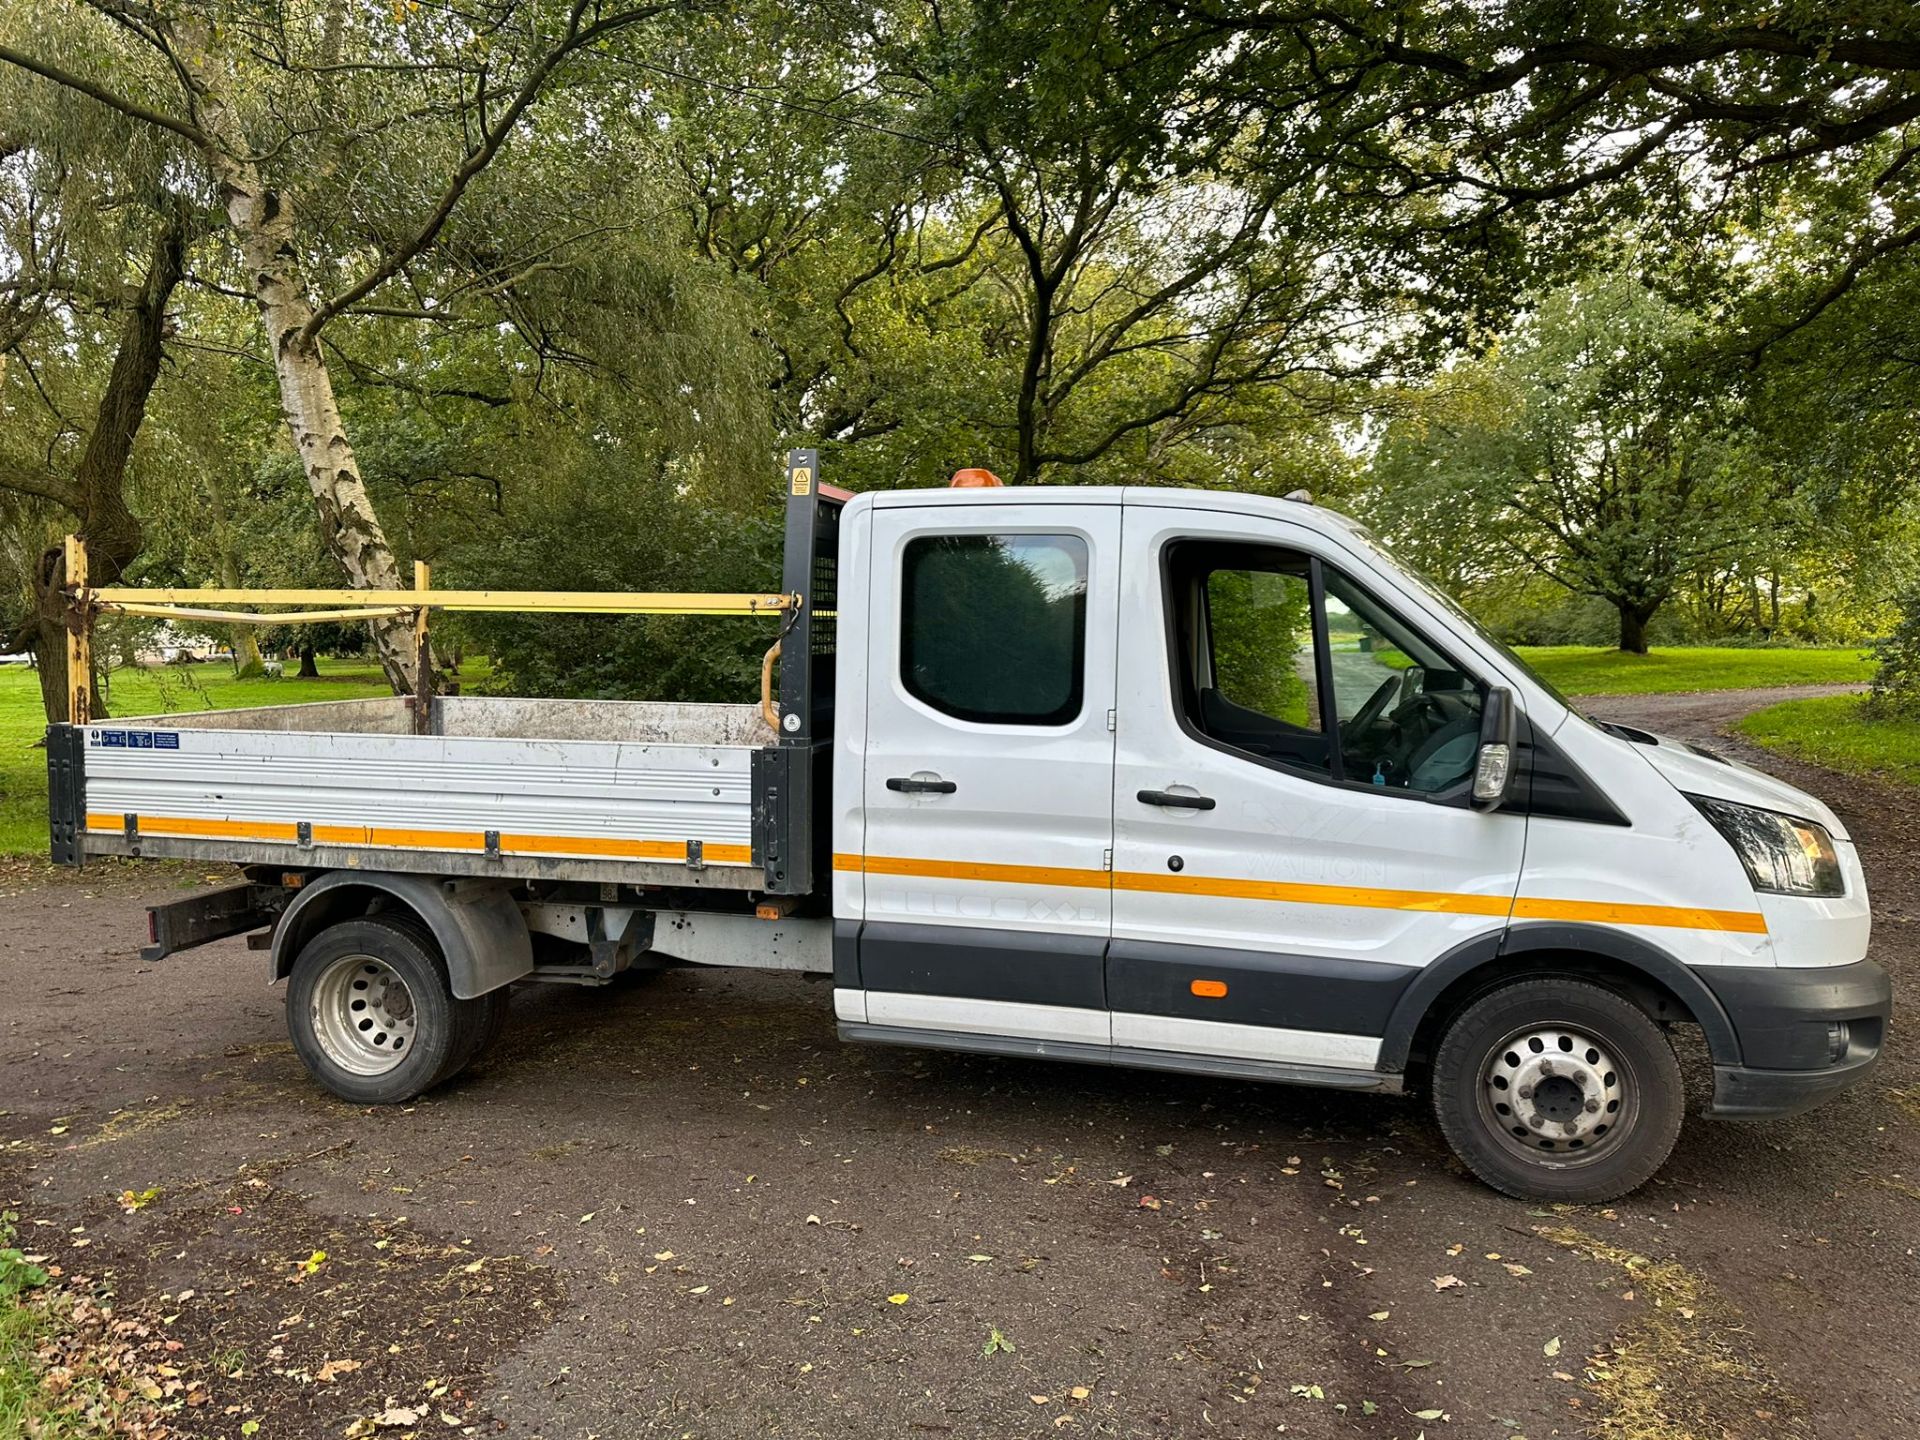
top-left (837, 491), bottom-right (1123, 1046)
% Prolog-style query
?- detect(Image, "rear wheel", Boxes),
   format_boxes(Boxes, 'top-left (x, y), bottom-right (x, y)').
top-left (1432, 977), bottom-right (1684, 1203)
top-left (287, 916), bottom-right (487, 1104)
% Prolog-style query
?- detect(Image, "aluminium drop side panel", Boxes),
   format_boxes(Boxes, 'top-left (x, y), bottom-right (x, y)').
top-left (74, 722), bottom-right (764, 885)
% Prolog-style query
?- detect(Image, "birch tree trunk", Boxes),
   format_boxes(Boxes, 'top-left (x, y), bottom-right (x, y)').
top-left (175, 23), bottom-right (424, 694)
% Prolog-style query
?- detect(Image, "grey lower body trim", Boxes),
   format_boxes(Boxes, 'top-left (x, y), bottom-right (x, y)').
top-left (837, 1021), bottom-right (1401, 1094)
top-left (854, 919), bottom-right (1106, 1009)
top-left (1107, 937), bottom-right (1417, 1036)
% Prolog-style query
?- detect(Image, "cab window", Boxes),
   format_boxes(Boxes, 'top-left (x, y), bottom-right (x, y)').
top-left (1165, 539), bottom-right (1483, 795)
top-left (901, 533), bottom-right (1089, 725)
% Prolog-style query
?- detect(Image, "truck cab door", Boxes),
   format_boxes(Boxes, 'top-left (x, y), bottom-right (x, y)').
top-left (1107, 504), bottom-right (1527, 1074)
top-left (841, 498), bottom-right (1122, 1046)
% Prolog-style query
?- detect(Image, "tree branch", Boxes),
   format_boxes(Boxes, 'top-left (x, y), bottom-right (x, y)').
top-left (300, 0), bottom-right (684, 343)
top-left (0, 41), bottom-right (207, 145)
top-left (0, 453), bottom-right (85, 512)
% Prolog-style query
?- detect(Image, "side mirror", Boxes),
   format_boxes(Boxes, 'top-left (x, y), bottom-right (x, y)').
top-left (1472, 686), bottom-right (1518, 811)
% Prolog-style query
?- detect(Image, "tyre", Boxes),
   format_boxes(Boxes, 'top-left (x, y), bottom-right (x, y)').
top-left (474, 986), bottom-right (512, 1055)
top-left (286, 916), bottom-right (487, 1104)
top-left (1431, 977), bottom-right (1685, 1203)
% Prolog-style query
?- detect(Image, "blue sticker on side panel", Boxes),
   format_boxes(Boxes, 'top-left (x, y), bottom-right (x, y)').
top-left (153, 731), bottom-right (179, 749)
top-left (100, 730), bottom-right (127, 747)
top-left (129, 731), bottom-right (154, 749)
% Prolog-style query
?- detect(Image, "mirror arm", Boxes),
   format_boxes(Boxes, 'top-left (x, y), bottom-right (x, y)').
top-left (1473, 686), bottom-right (1518, 811)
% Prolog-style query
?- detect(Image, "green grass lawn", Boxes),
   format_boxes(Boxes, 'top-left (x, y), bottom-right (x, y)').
top-left (0, 660), bottom-right (396, 856)
top-left (1737, 693), bottom-right (1920, 787)
top-left (1514, 645), bottom-right (1874, 696)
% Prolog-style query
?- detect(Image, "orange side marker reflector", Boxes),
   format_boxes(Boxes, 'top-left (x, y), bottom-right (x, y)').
top-left (1190, 979), bottom-right (1228, 999)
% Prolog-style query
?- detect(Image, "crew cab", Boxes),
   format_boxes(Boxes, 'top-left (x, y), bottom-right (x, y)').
top-left (47, 453), bottom-right (1891, 1201)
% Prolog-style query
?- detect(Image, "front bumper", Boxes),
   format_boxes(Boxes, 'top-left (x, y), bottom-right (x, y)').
top-left (1697, 958), bottom-right (1892, 1118)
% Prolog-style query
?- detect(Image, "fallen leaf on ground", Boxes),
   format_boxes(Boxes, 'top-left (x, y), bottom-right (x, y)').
top-left (1544, 1336), bottom-right (1562, 1357)
top-left (887, 1293), bottom-right (909, 1305)
top-left (1432, 1274), bottom-right (1463, 1291)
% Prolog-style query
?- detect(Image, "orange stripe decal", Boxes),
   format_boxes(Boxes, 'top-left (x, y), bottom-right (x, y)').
top-left (87, 813), bottom-right (751, 867)
top-left (833, 850), bottom-right (1766, 935)
top-left (840, 852), bottom-right (1111, 889)
top-left (1112, 868), bottom-right (1512, 917)
top-left (1510, 896), bottom-right (1767, 934)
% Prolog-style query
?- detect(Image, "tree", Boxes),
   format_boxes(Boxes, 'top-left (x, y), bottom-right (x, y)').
top-left (1370, 276), bottom-right (1772, 652)
top-left (1177, 2), bottom-right (1920, 340)
top-left (0, 44), bottom-right (192, 716)
top-left (2, 0), bottom-right (704, 693)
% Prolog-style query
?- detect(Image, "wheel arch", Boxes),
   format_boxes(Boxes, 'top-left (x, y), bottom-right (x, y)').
top-left (270, 872), bottom-right (532, 1000)
top-left (1380, 923), bottom-right (1744, 1080)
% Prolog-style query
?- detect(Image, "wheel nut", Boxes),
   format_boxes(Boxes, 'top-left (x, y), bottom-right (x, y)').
top-left (1528, 1114), bottom-right (1545, 1130)
top-left (1585, 1099), bottom-right (1601, 1114)
top-left (1517, 1084), bottom-right (1535, 1100)
top-left (1538, 1059), bottom-right (1554, 1076)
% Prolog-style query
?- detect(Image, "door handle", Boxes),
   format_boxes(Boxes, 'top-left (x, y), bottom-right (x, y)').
top-left (887, 776), bottom-right (958, 795)
top-left (1137, 788), bottom-right (1216, 811)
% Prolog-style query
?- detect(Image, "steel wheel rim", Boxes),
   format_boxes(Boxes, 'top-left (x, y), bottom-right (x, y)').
top-left (1476, 1022), bottom-right (1636, 1168)
top-left (310, 953), bottom-right (417, 1077)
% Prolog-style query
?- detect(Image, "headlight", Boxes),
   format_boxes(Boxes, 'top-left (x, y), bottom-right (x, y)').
top-left (1689, 796), bottom-right (1844, 897)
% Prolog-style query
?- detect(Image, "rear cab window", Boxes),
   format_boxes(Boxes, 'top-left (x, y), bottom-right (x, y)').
top-left (900, 533), bottom-right (1089, 725)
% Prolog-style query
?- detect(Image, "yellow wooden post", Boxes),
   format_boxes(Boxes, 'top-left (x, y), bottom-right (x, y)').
top-left (63, 534), bottom-right (91, 726)
top-left (413, 560), bottom-right (432, 734)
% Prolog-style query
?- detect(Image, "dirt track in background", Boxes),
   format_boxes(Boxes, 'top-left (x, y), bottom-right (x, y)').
top-left (2, 685), bottom-right (1915, 1439)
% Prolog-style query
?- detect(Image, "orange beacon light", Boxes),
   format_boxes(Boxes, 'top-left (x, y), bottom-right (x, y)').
top-left (950, 467), bottom-right (1004, 487)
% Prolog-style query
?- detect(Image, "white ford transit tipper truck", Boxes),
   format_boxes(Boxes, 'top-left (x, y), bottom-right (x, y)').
top-left (46, 453), bottom-right (1890, 1202)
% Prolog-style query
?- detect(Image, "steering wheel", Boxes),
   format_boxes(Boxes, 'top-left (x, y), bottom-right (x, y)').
top-left (1346, 674), bottom-right (1403, 740)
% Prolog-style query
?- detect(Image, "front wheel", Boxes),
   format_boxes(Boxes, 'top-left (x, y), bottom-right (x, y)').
top-left (287, 916), bottom-right (488, 1104)
top-left (1431, 977), bottom-right (1685, 1203)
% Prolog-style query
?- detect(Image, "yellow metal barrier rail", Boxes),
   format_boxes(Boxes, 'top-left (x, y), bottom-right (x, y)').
top-left (59, 533), bottom-right (798, 728)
